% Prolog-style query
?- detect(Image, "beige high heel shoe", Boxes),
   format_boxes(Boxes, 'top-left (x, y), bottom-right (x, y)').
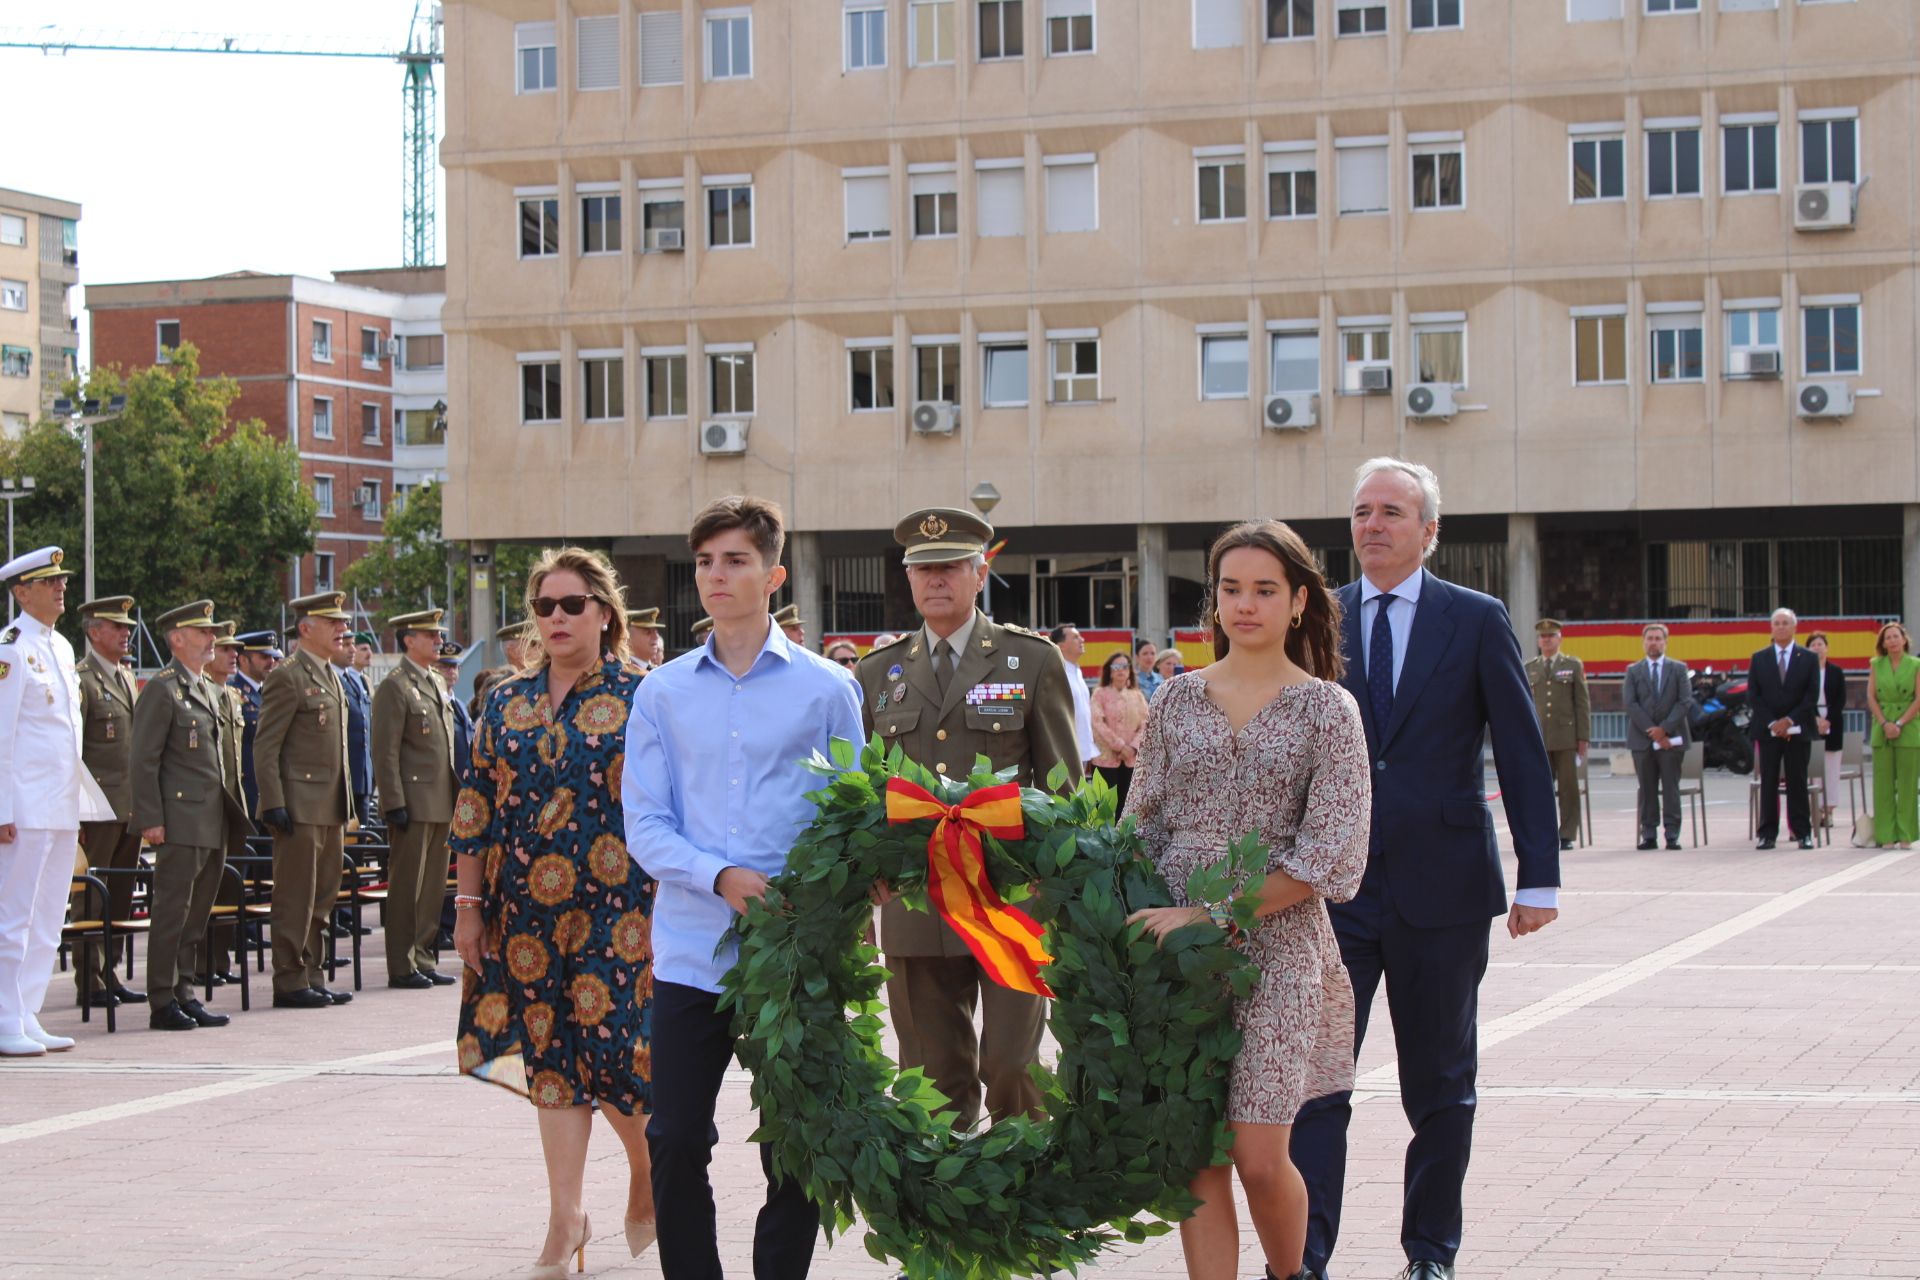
top-left (527, 1213), bottom-right (589, 1278)
top-left (624, 1216), bottom-right (658, 1257)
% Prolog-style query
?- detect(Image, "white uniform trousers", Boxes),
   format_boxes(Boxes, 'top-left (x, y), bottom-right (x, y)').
top-left (0, 828), bottom-right (79, 1037)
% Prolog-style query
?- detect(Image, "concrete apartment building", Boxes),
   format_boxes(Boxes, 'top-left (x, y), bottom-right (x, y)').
top-left (0, 187), bottom-right (81, 436)
top-left (440, 0), bottom-right (1920, 649)
top-left (89, 269), bottom-right (450, 599)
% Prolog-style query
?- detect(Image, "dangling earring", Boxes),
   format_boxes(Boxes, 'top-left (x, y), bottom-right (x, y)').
top-left (1290, 612), bottom-right (1304, 629)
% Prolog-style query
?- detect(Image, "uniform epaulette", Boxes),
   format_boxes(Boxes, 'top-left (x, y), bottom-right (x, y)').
top-left (0, 626), bottom-right (17, 645)
top-left (867, 631), bottom-right (915, 656)
top-left (1000, 623), bottom-right (1047, 640)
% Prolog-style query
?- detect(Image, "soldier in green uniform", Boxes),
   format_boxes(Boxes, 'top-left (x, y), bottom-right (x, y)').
top-left (129, 601), bottom-right (253, 1030)
top-left (70, 595), bottom-right (145, 1007)
top-left (254, 591), bottom-right (356, 1009)
top-left (193, 623), bottom-right (249, 985)
top-left (1525, 618), bottom-right (1591, 851)
top-left (854, 507), bottom-right (1082, 1129)
top-left (370, 608), bottom-right (459, 989)
top-left (773, 601), bottom-right (807, 649)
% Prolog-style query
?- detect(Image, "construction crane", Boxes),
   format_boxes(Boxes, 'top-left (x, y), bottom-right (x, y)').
top-left (0, 4), bottom-right (444, 268)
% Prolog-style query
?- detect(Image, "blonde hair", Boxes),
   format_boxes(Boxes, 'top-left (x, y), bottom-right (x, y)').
top-left (520, 546), bottom-right (631, 668)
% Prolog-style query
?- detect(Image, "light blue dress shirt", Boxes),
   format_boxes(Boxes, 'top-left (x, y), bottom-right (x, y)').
top-left (622, 621), bottom-right (866, 993)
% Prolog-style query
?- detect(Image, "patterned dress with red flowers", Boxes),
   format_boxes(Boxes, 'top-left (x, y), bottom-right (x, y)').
top-left (452, 656), bottom-right (654, 1113)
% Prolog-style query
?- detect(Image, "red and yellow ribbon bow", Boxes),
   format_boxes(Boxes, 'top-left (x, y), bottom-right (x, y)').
top-left (884, 777), bottom-right (1054, 997)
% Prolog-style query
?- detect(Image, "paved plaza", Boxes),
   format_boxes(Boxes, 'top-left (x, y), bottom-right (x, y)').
top-left (2, 767), bottom-right (1917, 1279)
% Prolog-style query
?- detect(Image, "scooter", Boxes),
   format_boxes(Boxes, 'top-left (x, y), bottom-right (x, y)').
top-left (1690, 667), bottom-right (1753, 773)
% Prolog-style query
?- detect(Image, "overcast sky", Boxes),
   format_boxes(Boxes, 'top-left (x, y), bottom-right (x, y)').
top-left (2, 0), bottom-right (445, 368)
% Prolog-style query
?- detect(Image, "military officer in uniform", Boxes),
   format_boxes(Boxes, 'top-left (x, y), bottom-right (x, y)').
top-left (229, 630), bottom-right (281, 816)
top-left (70, 595), bottom-right (146, 1007)
top-left (130, 601), bottom-right (253, 1030)
top-left (193, 623), bottom-right (250, 985)
top-left (628, 607), bottom-right (666, 669)
top-left (1526, 618), bottom-right (1591, 851)
top-left (773, 601), bottom-right (807, 649)
top-left (370, 609), bottom-right (459, 989)
top-left (255, 591), bottom-right (356, 1008)
top-left (690, 615), bottom-right (715, 645)
top-left (854, 508), bottom-right (1081, 1128)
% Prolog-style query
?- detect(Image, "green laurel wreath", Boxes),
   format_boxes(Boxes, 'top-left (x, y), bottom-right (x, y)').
top-left (720, 735), bottom-right (1268, 1280)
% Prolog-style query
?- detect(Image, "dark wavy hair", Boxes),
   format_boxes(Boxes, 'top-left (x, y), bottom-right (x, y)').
top-left (1202, 520), bottom-right (1345, 680)
top-left (1098, 650), bottom-right (1135, 690)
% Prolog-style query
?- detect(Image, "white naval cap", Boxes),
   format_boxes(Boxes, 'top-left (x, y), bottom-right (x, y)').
top-left (0, 546), bottom-right (72, 587)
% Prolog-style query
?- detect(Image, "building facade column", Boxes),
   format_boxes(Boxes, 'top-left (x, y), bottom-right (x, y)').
top-left (1904, 505), bottom-right (1920, 627)
top-left (789, 530), bottom-right (824, 648)
top-left (468, 540), bottom-right (497, 663)
top-left (1136, 523), bottom-right (1169, 645)
top-left (1505, 514), bottom-right (1540, 644)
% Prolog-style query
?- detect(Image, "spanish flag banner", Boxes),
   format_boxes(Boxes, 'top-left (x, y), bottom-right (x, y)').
top-left (884, 777), bottom-right (1054, 997)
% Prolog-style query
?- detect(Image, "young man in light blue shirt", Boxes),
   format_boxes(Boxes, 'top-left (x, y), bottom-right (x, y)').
top-left (623, 495), bottom-right (864, 1280)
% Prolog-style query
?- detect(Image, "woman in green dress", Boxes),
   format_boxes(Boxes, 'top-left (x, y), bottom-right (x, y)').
top-left (1867, 621), bottom-right (1920, 848)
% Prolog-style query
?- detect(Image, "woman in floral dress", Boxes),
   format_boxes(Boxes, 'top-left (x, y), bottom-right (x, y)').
top-left (451, 546), bottom-right (656, 1277)
top-left (1125, 519), bottom-right (1371, 1280)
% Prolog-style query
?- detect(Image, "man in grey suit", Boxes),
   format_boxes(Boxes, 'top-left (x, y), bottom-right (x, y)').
top-left (1623, 623), bottom-right (1694, 851)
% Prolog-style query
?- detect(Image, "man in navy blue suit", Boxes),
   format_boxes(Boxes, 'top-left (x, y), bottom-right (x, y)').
top-left (1290, 457), bottom-right (1562, 1280)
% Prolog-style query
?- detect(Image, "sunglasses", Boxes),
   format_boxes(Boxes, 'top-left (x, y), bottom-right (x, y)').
top-left (834, 655), bottom-right (859, 667)
top-left (530, 595), bottom-right (594, 618)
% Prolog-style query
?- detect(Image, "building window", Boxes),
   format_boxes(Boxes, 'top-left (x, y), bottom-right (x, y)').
top-left (1049, 337), bottom-right (1099, 403)
top-left (393, 483), bottom-right (413, 514)
top-left (1410, 0), bottom-right (1462, 29)
top-left (979, 0), bottom-right (1025, 59)
top-left (1267, 0), bottom-right (1314, 39)
top-left (314, 476), bottom-right (335, 518)
top-left (641, 191), bottom-right (685, 249)
top-left (516, 21), bottom-right (557, 92)
top-left (640, 9), bottom-right (685, 86)
top-left (361, 327), bottom-right (383, 368)
top-left (1335, 140), bottom-right (1388, 216)
top-left (522, 359), bottom-right (562, 423)
top-left (1265, 147), bottom-right (1317, 219)
top-left (403, 333), bottom-right (445, 370)
top-left (1648, 312), bottom-right (1705, 383)
top-left (1803, 302), bottom-right (1860, 376)
top-left (1573, 312), bottom-right (1628, 385)
top-left (1270, 330), bottom-right (1319, 392)
top-left (1411, 140), bottom-right (1465, 210)
top-left (583, 355), bottom-right (625, 421)
top-left (709, 349), bottom-right (756, 415)
top-left (1044, 156), bottom-right (1098, 233)
top-left (0, 279), bottom-right (27, 311)
top-left (1045, 0), bottom-right (1095, 54)
top-left (1801, 114), bottom-right (1858, 185)
top-left (312, 397), bottom-right (334, 439)
top-left (983, 342), bottom-right (1029, 407)
top-left (1646, 124), bottom-right (1702, 198)
top-left (1725, 306), bottom-right (1780, 375)
top-left (1571, 132), bottom-right (1624, 201)
top-left (912, 0), bottom-right (956, 65)
top-left (519, 196), bottom-right (560, 257)
top-left (580, 193), bottom-right (622, 255)
top-left (917, 343), bottom-right (960, 401)
top-left (400, 408), bottom-right (446, 446)
top-left (1646, 0), bottom-right (1698, 11)
top-left (911, 169), bottom-right (959, 238)
top-left (315, 552), bottom-right (336, 590)
top-left (361, 402), bottom-right (382, 441)
top-left (1340, 326), bottom-right (1390, 392)
top-left (645, 352), bottom-right (687, 419)
top-left (706, 10), bottom-right (752, 79)
top-left (0, 345), bottom-right (30, 378)
top-left (311, 319), bottom-right (333, 362)
top-left (1413, 322), bottom-right (1466, 385)
top-left (846, 4), bottom-right (888, 70)
top-left (2, 410), bottom-right (29, 433)
top-left (1200, 332), bottom-right (1249, 400)
top-left (706, 183), bottom-right (753, 248)
top-left (1193, 0), bottom-right (1242, 46)
top-left (1336, 0), bottom-right (1389, 35)
top-left (576, 14), bottom-right (620, 91)
top-left (976, 162), bottom-right (1025, 237)
top-left (0, 214), bottom-right (24, 247)
top-left (362, 478), bottom-right (384, 521)
top-left (155, 319), bottom-right (180, 362)
top-left (1722, 119), bottom-right (1778, 194)
top-left (844, 171), bottom-right (891, 242)
top-left (1568, 0), bottom-right (1623, 20)
top-left (1196, 154), bottom-right (1248, 223)
top-left (849, 345), bottom-right (895, 412)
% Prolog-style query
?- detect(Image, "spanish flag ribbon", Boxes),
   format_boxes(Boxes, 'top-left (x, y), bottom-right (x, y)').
top-left (884, 777), bottom-right (1054, 997)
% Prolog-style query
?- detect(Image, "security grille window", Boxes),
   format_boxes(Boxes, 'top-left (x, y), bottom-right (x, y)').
top-left (912, 0), bottom-right (956, 65)
top-left (645, 352), bottom-right (687, 418)
top-left (1266, 146), bottom-right (1317, 219)
top-left (1335, 139), bottom-right (1388, 216)
top-left (979, 0), bottom-right (1024, 60)
top-left (522, 359), bottom-right (562, 423)
top-left (314, 476), bottom-right (335, 517)
top-left (976, 162), bottom-right (1025, 237)
top-left (361, 327), bottom-right (382, 367)
top-left (1573, 310), bottom-right (1627, 385)
top-left (983, 342), bottom-right (1029, 407)
top-left (1802, 303), bottom-right (1860, 376)
top-left (1410, 0), bottom-right (1462, 29)
top-left (1413, 322), bottom-right (1466, 385)
top-left (362, 479), bottom-right (383, 521)
top-left (1800, 114), bottom-right (1858, 185)
top-left (1340, 326), bottom-right (1390, 391)
top-left (1648, 538), bottom-right (1900, 621)
top-left (361, 402), bottom-right (382, 441)
top-left (312, 397), bottom-right (334, 439)
top-left (847, 5), bottom-right (888, 70)
top-left (520, 196), bottom-right (560, 257)
top-left (706, 184), bottom-right (753, 248)
top-left (1336, 0), bottom-right (1388, 36)
top-left (1567, 0), bottom-right (1623, 19)
top-left (1049, 338), bottom-right (1099, 403)
top-left (1045, 0), bottom-right (1094, 54)
top-left (1646, 124), bottom-right (1702, 198)
top-left (1193, 0), bottom-right (1242, 46)
top-left (1722, 119), bottom-right (1778, 194)
top-left (1045, 156), bottom-right (1098, 232)
top-left (826, 556), bottom-right (889, 633)
top-left (1645, 0), bottom-right (1697, 11)
top-left (1, 346), bottom-right (31, 378)
top-left (516, 21), bottom-right (557, 92)
top-left (1725, 307), bottom-right (1780, 372)
top-left (1270, 331), bottom-right (1319, 391)
top-left (312, 320), bottom-right (333, 362)
top-left (583, 355), bottom-right (625, 421)
top-left (709, 349), bottom-right (756, 415)
top-left (156, 320), bottom-right (181, 361)
top-left (404, 334), bottom-right (445, 370)
top-left (1200, 332), bottom-right (1249, 400)
top-left (582, 193), bottom-right (622, 254)
top-left (1411, 140), bottom-right (1464, 210)
top-left (849, 345), bottom-right (895, 412)
top-left (1648, 311), bottom-right (1705, 383)
top-left (639, 10), bottom-right (685, 85)
top-left (706, 10), bottom-right (752, 80)
top-left (917, 344), bottom-right (960, 401)
top-left (577, 14), bottom-right (620, 90)
top-left (1571, 131), bottom-right (1625, 201)
top-left (912, 168), bottom-right (960, 238)
top-left (844, 171), bottom-right (892, 242)
top-left (1267, 0), bottom-right (1313, 39)
top-left (1196, 154), bottom-right (1248, 222)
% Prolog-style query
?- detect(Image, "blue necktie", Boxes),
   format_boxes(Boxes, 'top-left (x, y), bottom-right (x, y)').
top-left (1368, 595), bottom-right (1395, 727)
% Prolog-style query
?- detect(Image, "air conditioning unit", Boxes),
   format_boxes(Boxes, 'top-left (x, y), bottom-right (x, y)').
top-left (383, 338), bottom-right (402, 358)
top-left (355, 483), bottom-right (376, 506)
top-left (1796, 380), bottom-right (1854, 419)
top-left (1263, 393), bottom-right (1316, 430)
top-left (1794, 182), bottom-right (1856, 231)
top-left (647, 227), bottom-right (685, 252)
top-left (911, 401), bottom-right (958, 435)
top-left (1357, 365), bottom-right (1392, 394)
top-left (1727, 348), bottom-right (1782, 379)
top-left (699, 419), bottom-right (749, 455)
top-left (1405, 382), bottom-right (1457, 419)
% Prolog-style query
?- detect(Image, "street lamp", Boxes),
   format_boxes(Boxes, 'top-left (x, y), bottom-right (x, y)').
top-left (50, 393), bottom-right (127, 603)
top-left (969, 481), bottom-right (1001, 617)
top-left (0, 475), bottom-right (36, 621)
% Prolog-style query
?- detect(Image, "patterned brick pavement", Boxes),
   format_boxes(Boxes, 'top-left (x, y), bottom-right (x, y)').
top-left (2, 768), bottom-right (1917, 1278)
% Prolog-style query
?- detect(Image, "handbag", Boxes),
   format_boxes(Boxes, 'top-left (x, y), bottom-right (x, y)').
top-left (1851, 809), bottom-right (1877, 849)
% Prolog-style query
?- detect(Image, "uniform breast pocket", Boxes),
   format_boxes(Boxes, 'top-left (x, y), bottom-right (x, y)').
top-left (964, 706), bottom-right (1026, 736)
top-left (877, 706), bottom-right (921, 740)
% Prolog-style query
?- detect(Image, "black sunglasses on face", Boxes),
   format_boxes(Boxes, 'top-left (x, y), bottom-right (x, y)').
top-left (834, 655), bottom-right (859, 667)
top-left (531, 594), bottom-right (593, 618)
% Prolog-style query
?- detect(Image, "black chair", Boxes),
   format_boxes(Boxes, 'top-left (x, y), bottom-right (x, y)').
top-left (59, 872), bottom-right (141, 1033)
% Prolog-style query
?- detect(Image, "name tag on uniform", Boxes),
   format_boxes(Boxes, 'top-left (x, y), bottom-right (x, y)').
top-left (976, 706), bottom-right (1015, 716)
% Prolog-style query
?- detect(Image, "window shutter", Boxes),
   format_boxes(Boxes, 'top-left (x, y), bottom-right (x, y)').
top-left (909, 168), bottom-right (958, 197)
top-left (1336, 143), bottom-right (1388, 214)
top-left (845, 174), bottom-right (891, 237)
top-left (1045, 159), bottom-right (1097, 233)
top-left (1192, 0), bottom-right (1242, 48)
top-left (517, 21), bottom-right (556, 50)
top-left (1045, 0), bottom-right (1094, 16)
top-left (1566, 0), bottom-right (1622, 21)
top-left (977, 166), bottom-right (1025, 237)
top-left (639, 10), bottom-right (684, 86)
top-left (577, 15), bottom-right (620, 90)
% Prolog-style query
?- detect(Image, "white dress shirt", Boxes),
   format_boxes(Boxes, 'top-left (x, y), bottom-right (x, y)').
top-left (1062, 652), bottom-right (1096, 763)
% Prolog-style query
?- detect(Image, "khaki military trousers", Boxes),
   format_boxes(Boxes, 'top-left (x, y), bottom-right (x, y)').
top-left (145, 843), bottom-right (226, 1012)
top-left (1547, 747), bottom-right (1582, 842)
top-left (886, 954), bottom-right (1044, 1131)
top-left (188, 836), bottom-right (245, 980)
top-left (71, 821), bottom-right (142, 997)
top-left (383, 820), bottom-right (450, 980)
top-left (270, 823), bottom-right (345, 994)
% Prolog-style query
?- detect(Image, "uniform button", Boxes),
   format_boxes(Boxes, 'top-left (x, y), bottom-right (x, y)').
top-left (936, 729), bottom-right (947, 741)
top-left (992, 723), bottom-right (1002, 732)
top-left (936, 762), bottom-right (948, 774)
top-left (887, 724), bottom-right (897, 733)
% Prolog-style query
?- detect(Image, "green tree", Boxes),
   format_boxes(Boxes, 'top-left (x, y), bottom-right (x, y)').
top-left (342, 479), bottom-right (537, 635)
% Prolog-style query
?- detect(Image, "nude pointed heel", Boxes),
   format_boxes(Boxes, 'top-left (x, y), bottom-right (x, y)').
top-left (624, 1216), bottom-right (658, 1257)
top-left (527, 1214), bottom-right (589, 1278)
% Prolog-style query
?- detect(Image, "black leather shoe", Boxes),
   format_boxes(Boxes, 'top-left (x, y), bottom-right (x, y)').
top-left (80, 989), bottom-right (119, 1009)
top-left (1559, 837), bottom-right (1575, 850)
top-left (181, 999), bottom-right (230, 1028)
top-left (1400, 1263), bottom-right (1455, 1280)
top-left (110, 982), bottom-right (146, 1002)
top-left (148, 1001), bottom-right (198, 1031)
top-left (388, 972), bottom-right (433, 990)
top-left (1636, 838), bottom-right (1658, 851)
top-left (313, 985), bottom-right (354, 1005)
top-left (272, 988), bottom-right (332, 1009)
top-left (1797, 835), bottom-right (1815, 849)
top-left (1666, 838), bottom-right (1684, 850)
top-left (1266, 1267), bottom-right (1324, 1280)
top-left (1757, 837), bottom-right (1777, 850)
top-left (416, 968), bottom-right (456, 987)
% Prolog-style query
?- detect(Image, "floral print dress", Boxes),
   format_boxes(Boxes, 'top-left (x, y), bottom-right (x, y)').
top-left (452, 656), bottom-right (654, 1113)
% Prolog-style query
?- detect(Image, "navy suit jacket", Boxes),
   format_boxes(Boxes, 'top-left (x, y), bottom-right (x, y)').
top-left (339, 666), bottom-right (374, 804)
top-left (1746, 644), bottom-right (1820, 741)
top-left (228, 673), bottom-right (263, 817)
top-left (449, 696), bottom-right (475, 786)
top-left (1336, 572), bottom-right (1561, 928)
